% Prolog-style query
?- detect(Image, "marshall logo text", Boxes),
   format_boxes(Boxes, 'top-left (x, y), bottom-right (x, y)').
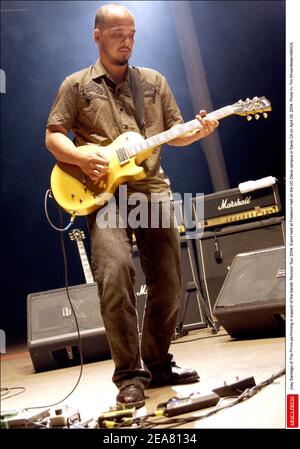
top-left (217, 196), bottom-right (252, 211)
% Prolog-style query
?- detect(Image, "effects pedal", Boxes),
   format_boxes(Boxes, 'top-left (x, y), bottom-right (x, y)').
top-left (49, 406), bottom-right (81, 428)
top-left (1, 408), bottom-right (50, 429)
top-left (158, 392), bottom-right (220, 417)
top-left (97, 408), bottom-right (136, 428)
top-left (213, 376), bottom-right (256, 397)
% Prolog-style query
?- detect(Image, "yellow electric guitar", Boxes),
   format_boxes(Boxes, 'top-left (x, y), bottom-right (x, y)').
top-left (50, 96), bottom-right (271, 216)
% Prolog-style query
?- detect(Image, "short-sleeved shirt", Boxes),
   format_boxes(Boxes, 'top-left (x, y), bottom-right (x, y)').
top-left (47, 59), bottom-right (183, 199)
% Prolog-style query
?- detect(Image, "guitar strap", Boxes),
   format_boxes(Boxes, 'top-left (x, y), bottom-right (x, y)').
top-left (129, 67), bottom-right (146, 137)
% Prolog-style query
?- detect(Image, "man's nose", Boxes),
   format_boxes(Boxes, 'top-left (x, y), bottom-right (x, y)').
top-left (122, 35), bottom-right (133, 45)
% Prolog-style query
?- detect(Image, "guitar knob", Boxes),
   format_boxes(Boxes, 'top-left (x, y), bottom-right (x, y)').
top-left (71, 192), bottom-right (76, 199)
top-left (263, 113), bottom-right (268, 119)
top-left (247, 115), bottom-right (252, 121)
top-left (255, 114), bottom-right (260, 120)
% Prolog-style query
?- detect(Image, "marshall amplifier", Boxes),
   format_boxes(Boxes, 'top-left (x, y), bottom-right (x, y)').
top-left (213, 245), bottom-right (285, 338)
top-left (194, 216), bottom-right (285, 316)
top-left (193, 183), bottom-right (282, 229)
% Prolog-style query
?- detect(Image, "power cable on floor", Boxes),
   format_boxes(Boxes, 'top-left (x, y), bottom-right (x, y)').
top-left (0, 387), bottom-right (26, 400)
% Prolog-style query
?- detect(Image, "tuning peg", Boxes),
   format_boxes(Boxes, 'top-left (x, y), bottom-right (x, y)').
top-left (263, 113), bottom-right (268, 119)
top-left (255, 114), bottom-right (260, 120)
top-left (247, 115), bottom-right (252, 121)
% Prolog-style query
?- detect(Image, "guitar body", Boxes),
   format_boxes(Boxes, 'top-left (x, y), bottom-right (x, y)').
top-left (50, 131), bottom-right (150, 216)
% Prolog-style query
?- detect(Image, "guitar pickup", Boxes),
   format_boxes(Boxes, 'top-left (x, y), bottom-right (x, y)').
top-left (117, 147), bottom-right (130, 165)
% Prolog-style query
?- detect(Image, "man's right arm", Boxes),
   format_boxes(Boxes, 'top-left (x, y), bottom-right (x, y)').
top-left (46, 124), bottom-right (80, 165)
top-left (45, 125), bottom-right (109, 182)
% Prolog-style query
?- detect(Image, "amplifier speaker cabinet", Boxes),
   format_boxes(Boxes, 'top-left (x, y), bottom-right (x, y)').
top-left (213, 245), bottom-right (285, 338)
top-left (194, 216), bottom-right (285, 315)
top-left (27, 283), bottom-right (110, 372)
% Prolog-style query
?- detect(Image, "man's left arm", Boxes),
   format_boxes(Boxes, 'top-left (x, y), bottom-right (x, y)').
top-left (158, 75), bottom-right (218, 147)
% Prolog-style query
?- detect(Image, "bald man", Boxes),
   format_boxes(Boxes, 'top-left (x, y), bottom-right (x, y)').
top-left (46, 3), bottom-right (218, 409)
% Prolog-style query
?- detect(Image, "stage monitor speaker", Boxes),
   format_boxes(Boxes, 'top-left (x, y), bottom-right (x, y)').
top-left (133, 235), bottom-right (207, 333)
top-left (27, 283), bottom-right (110, 372)
top-left (213, 245), bottom-right (285, 338)
top-left (195, 216), bottom-right (285, 316)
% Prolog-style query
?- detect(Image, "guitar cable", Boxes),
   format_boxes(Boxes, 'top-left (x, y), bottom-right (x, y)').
top-left (44, 189), bottom-right (76, 232)
top-left (1, 206), bottom-right (84, 417)
top-left (14, 192), bottom-right (85, 411)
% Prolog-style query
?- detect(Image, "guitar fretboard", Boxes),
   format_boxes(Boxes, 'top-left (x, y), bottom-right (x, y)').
top-left (117, 105), bottom-right (233, 163)
top-left (76, 241), bottom-right (94, 284)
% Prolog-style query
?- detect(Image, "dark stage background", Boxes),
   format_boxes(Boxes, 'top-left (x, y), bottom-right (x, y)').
top-left (0, 1), bottom-right (285, 341)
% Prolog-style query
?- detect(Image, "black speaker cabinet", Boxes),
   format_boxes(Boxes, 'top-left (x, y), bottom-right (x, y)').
top-left (213, 245), bottom-right (285, 338)
top-left (27, 283), bottom-right (111, 372)
top-left (195, 216), bottom-right (285, 316)
top-left (133, 235), bottom-right (206, 333)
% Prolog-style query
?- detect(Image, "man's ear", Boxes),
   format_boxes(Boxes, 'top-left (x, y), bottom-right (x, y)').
top-left (93, 29), bottom-right (101, 45)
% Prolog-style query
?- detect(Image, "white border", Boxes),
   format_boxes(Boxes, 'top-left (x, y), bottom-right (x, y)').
top-left (286, 0), bottom-right (299, 428)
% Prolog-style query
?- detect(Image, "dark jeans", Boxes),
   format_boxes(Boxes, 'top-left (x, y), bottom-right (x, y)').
top-left (87, 200), bottom-right (182, 390)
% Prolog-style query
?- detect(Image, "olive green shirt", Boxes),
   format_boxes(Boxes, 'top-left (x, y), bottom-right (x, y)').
top-left (47, 59), bottom-right (183, 198)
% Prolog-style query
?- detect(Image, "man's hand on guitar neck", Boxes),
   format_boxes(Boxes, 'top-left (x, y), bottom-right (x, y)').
top-left (194, 109), bottom-right (219, 139)
top-left (169, 110), bottom-right (219, 147)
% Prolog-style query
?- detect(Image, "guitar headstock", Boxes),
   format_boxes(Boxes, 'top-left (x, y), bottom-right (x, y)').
top-left (231, 96), bottom-right (272, 121)
top-left (69, 228), bottom-right (85, 242)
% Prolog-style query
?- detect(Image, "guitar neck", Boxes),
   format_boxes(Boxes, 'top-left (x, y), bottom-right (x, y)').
top-left (76, 241), bottom-right (94, 284)
top-left (124, 105), bottom-right (233, 158)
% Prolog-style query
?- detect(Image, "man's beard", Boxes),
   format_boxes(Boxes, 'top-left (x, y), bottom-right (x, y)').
top-left (103, 46), bottom-right (131, 66)
top-left (114, 58), bottom-right (129, 66)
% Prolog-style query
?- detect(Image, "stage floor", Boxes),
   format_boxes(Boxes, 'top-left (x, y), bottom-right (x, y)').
top-left (1, 327), bottom-right (285, 429)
